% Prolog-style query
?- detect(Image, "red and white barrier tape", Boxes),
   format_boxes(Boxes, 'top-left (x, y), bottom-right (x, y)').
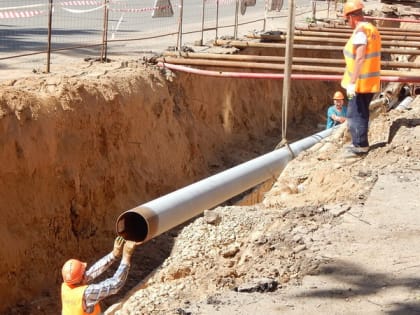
top-left (204, 0), bottom-right (238, 5)
top-left (110, 5), bottom-right (172, 13)
top-left (60, 1), bottom-right (102, 6)
top-left (0, 3), bottom-right (46, 11)
top-left (61, 5), bottom-right (105, 14)
top-left (1, 1), bottom-right (175, 18)
top-left (0, 10), bottom-right (46, 19)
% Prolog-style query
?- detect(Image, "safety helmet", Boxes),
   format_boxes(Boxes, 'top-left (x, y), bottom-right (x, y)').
top-left (333, 91), bottom-right (345, 100)
top-left (343, 0), bottom-right (364, 17)
top-left (62, 259), bottom-right (87, 285)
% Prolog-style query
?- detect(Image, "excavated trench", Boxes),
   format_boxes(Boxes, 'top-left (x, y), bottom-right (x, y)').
top-left (1, 14), bottom-right (416, 313)
top-left (0, 48), bottom-right (338, 314)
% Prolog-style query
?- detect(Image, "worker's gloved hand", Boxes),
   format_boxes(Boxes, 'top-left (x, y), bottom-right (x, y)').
top-left (112, 236), bottom-right (126, 258)
top-left (346, 83), bottom-right (356, 99)
top-left (338, 116), bottom-right (346, 123)
top-left (122, 241), bottom-right (138, 263)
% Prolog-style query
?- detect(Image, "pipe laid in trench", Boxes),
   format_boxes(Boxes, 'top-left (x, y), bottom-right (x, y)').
top-left (158, 62), bottom-right (420, 83)
top-left (162, 51), bottom-right (420, 69)
top-left (116, 128), bottom-right (334, 243)
top-left (332, 15), bottom-right (420, 25)
top-left (213, 39), bottom-right (420, 56)
top-left (295, 25), bottom-right (420, 36)
top-left (159, 56), bottom-right (417, 77)
top-left (241, 34), bottom-right (420, 49)
top-left (290, 30), bottom-right (420, 41)
top-left (320, 24), bottom-right (420, 33)
top-left (364, 15), bottom-right (420, 24)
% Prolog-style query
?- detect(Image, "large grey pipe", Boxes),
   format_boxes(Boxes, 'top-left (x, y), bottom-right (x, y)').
top-left (116, 128), bottom-right (334, 243)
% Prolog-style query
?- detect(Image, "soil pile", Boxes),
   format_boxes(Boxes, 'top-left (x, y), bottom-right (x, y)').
top-left (0, 56), bottom-right (328, 314)
top-left (104, 96), bottom-right (420, 315)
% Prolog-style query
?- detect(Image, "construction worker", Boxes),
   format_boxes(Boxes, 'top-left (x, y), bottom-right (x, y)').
top-left (326, 91), bottom-right (348, 129)
top-left (61, 236), bottom-right (137, 315)
top-left (341, 0), bottom-right (381, 157)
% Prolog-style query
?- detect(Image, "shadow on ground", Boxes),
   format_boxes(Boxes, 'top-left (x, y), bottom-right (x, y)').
top-left (298, 259), bottom-right (420, 315)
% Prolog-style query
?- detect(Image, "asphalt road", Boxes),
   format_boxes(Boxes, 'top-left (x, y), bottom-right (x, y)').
top-left (0, 0), bottom-right (322, 75)
top-left (0, 0), bottom-right (315, 56)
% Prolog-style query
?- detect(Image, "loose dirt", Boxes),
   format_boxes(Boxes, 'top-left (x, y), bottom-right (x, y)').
top-left (1, 1), bottom-right (420, 314)
top-left (103, 97), bottom-right (420, 315)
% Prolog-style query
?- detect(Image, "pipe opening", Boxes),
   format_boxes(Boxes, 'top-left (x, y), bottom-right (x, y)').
top-left (116, 212), bottom-right (148, 242)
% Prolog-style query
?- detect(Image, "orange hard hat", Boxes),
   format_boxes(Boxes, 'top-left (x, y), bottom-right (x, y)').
top-left (62, 259), bottom-right (87, 285)
top-left (333, 91), bottom-right (345, 100)
top-left (343, 0), bottom-right (364, 17)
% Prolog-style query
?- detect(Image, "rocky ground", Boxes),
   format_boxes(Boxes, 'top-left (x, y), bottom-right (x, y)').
top-left (103, 97), bottom-right (420, 315)
top-left (2, 1), bottom-right (420, 314)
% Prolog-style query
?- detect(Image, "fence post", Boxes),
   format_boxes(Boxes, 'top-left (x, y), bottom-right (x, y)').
top-left (215, 0), bottom-right (220, 40)
top-left (327, 0), bottom-right (330, 18)
top-left (234, 0), bottom-right (239, 39)
top-left (200, 0), bottom-right (206, 45)
top-left (101, 0), bottom-right (109, 62)
top-left (281, 0), bottom-right (296, 144)
top-left (311, 0), bottom-right (316, 22)
top-left (177, 0), bottom-right (184, 51)
top-left (263, 0), bottom-right (267, 32)
top-left (46, 0), bottom-right (53, 73)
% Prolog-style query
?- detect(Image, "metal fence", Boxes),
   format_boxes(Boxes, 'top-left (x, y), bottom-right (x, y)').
top-left (0, 0), bottom-right (332, 73)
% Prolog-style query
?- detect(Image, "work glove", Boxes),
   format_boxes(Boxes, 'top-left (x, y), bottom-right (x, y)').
top-left (122, 241), bottom-right (138, 264)
top-left (346, 83), bottom-right (356, 99)
top-left (112, 236), bottom-right (126, 258)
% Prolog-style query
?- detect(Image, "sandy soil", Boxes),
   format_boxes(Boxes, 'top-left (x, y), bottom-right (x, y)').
top-left (101, 96), bottom-right (420, 315)
top-left (1, 1), bottom-right (420, 314)
top-left (0, 54), bottom-right (328, 315)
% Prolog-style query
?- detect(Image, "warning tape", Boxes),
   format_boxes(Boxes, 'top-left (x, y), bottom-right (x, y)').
top-left (58, 0), bottom-right (127, 6)
top-left (60, 1), bottom-right (102, 6)
top-left (110, 5), bottom-right (172, 13)
top-left (61, 5), bottom-right (105, 14)
top-left (204, 0), bottom-right (238, 5)
top-left (0, 3), bottom-right (46, 11)
top-left (0, 2), bottom-right (179, 19)
top-left (0, 10), bottom-right (46, 19)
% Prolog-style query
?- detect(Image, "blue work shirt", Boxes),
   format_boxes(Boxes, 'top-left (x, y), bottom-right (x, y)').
top-left (326, 105), bottom-right (348, 129)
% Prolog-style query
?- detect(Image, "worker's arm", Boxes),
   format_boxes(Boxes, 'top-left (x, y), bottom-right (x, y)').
top-left (331, 114), bottom-right (346, 123)
top-left (83, 262), bottom-right (130, 313)
top-left (346, 28), bottom-right (367, 98)
top-left (351, 28), bottom-right (367, 85)
top-left (83, 241), bottom-right (138, 313)
top-left (84, 237), bottom-right (125, 282)
top-left (84, 253), bottom-right (119, 283)
top-left (351, 43), bottom-right (366, 84)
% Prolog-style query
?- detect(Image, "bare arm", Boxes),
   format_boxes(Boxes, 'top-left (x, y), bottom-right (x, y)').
top-left (331, 114), bottom-right (346, 123)
top-left (351, 43), bottom-right (366, 84)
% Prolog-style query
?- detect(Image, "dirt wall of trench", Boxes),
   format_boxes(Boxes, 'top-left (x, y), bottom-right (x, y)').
top-left (0, 59), bottom-right (340, 312)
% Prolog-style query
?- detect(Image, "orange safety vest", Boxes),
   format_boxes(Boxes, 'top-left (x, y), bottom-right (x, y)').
top-left (61, 283), bottom-right (101, 315)
top-left (341, 22), bottom-right (381, 93)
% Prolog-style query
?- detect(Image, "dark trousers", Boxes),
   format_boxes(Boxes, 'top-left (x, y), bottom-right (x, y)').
top-left (347, 93), bottom-right (374, 147)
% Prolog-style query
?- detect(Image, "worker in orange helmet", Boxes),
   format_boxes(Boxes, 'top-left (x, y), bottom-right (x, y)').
top-left (341, 0), bottom-right (381, 157)
top-left (61, 236), bottom-right (138, 315)
top-left (326, 91), bottom-right (347, 129)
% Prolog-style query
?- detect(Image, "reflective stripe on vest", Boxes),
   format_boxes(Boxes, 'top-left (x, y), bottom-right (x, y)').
top-left (341, 22), bottom-right (381, 93)
top-left (61, 283), bottom-right (101, 315)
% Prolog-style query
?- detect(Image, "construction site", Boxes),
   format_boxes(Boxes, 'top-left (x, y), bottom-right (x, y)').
top-left (0, 0), bottom-right (420, 314)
